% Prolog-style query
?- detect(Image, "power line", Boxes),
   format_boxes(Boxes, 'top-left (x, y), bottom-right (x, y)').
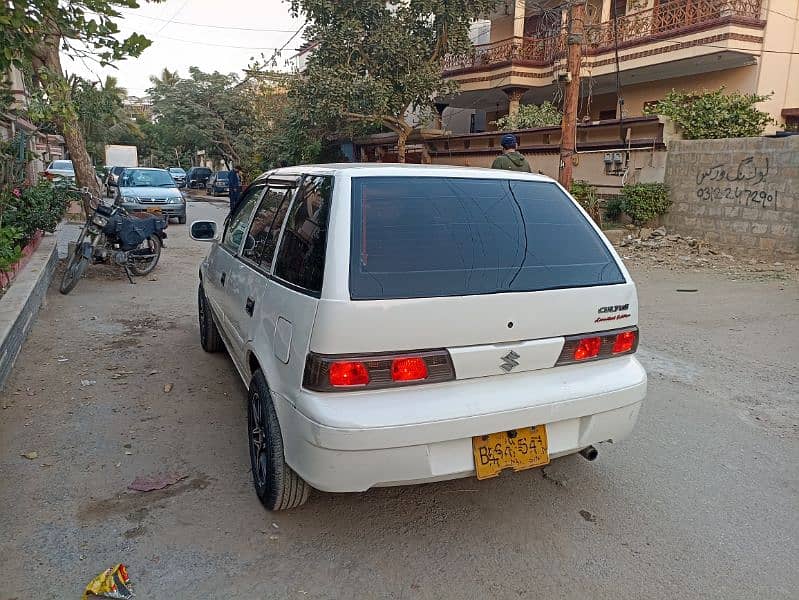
top-left (703, 44), bottom-right (799, 55)
top-left (154, 0), bottom-right (189, 34)
top-left (120, 10), bottom-right (301, 32)
top-left (145, 32), bottom-right (303, 51)
top-left (259, 23), bottom-right (307, 65)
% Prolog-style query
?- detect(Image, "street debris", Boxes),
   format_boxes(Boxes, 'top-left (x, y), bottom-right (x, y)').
top-left (128, 472), bottom-right (188, 492)
top-left (612, 226), bottom-right (799, 279)
top-left (20, 451), bottom-right (38, 460)
top-left (82, 563), bottom-right (134, 600)
top-left (57, 356), bottom-right (69, 363)
top-left (163, 383), bottom-right (173, 393)
top-left (81, 380), bottom-right (97, 387)
top-left (579, 510), bottom-right (597, 523)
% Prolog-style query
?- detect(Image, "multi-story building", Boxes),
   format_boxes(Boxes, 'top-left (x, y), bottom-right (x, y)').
top-left (439, 0), bottom-right (799, 133)
top-left (123, 96), bottom-right (153, 121)
top-left (2, 66), bottom-right (66, 183)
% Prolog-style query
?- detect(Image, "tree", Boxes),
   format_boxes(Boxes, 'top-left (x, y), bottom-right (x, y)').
top-left (0, 1), bottom-right (158, 202)
top-left (644, 88), bottom-right (774, 139)
top-left (286, 0), bottom-right (499, 162)
top-left (148, 67), bottom-right (250, 168)
top-left (70, 75), bottom-right (140, 163)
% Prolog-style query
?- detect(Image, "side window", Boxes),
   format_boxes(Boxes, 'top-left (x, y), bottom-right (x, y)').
top-left (242, 186), bottom-right (292, 269)
top-left (221, 185), bottom-right (265, 254)
top-left (274, 176), bottom-right (333, 293)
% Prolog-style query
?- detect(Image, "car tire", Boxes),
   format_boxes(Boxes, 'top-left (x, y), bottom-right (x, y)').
top-left (198, 284), bottom-right (224, 353)
top-left (178, 215), bottom-right (187, 224)
top-left (248, 370), bottom-right (311, 511)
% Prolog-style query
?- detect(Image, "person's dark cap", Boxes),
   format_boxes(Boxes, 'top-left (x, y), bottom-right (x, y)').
top-left (501, 134), bottom-right (518, 149)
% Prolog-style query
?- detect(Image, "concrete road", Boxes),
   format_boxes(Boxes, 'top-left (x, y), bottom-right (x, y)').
top-left (1, 199), bottom-right (797, 599)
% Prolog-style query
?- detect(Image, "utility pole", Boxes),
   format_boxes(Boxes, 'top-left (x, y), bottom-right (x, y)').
top-left (558, 0), bottom-right (585, 190)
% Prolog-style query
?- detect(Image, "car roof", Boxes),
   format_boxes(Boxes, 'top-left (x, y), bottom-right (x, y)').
top-left (123, 167), bottom-right (168, 172)
top-left (260, 162), bottom-right (555, 183)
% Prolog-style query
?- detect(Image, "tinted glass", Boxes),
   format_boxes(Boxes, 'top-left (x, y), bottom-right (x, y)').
top-left (350, 177), bottom-right (625, 300)
top-left (275, 176), bottom-right (333, 293)
top-left (216, 171), bottom-right (230, 180)
top-left (221, 185), bottom-right (265, 254)
top-left (112, 167), bottom-right (125, 175)
top-left (242, 186), bottom-right (291, 268)
top-left (120, 169), bottom-right (175, 187)
top-left (53, 161), bottom-right (74, 170)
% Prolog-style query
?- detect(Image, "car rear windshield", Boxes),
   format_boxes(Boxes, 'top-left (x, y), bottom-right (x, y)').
top-left (350, 176), bottom-right (625, 300)
top-left (216, 171), bottom-right (230, 180)
top-left (52, 161), bottom-right (73, 170)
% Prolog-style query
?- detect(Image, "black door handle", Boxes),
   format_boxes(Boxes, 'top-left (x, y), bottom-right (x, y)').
top-left (245, 297), bottom-right (255, 316)
top-left (221, 272), bottom-right (226, 286)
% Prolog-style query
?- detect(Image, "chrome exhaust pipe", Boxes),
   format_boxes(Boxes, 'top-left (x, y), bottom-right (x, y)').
top-left (579, 445), bottom-right (598, 461)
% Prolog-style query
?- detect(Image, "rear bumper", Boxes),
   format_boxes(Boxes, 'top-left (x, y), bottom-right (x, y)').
top-left (272, 356), bottom-right (647, 492)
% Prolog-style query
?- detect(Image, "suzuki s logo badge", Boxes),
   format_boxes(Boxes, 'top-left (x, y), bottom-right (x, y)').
top-left (500, 351), bottom-right (520, 373)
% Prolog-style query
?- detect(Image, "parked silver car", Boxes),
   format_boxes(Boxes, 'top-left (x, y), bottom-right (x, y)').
top-left (116, 167), bottom-right (187, 224)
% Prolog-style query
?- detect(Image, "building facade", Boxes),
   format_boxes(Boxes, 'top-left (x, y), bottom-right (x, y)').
top-left (439, 0), bottom-right (799, 133)
top-left (2, 67), bottom-right (66, 184)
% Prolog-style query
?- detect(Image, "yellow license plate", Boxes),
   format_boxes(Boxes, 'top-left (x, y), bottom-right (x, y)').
top-left (472, 425), bottom-right (549, 480)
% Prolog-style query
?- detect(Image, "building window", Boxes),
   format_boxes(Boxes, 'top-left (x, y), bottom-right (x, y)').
top-left (599, 109), bottom-right (617, 120)
top-left (612, 0), bottom-right (627, 17)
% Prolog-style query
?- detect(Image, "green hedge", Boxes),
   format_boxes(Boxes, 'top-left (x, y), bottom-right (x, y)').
top-left (0, 181), bottom-right (71, 274)
top-left (620, 183), bottom-right (671, 225)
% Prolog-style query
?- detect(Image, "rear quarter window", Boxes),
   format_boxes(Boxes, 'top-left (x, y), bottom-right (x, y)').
top-left (350, 176), bottom-right (625, 300)
top-left (274, 176), bottom-right (333, 294)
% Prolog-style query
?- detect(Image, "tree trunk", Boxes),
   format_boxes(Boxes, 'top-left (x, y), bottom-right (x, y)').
top-left (36, 30), bottom-right (101, 214)
top-left (396, 127), bottom-right (409, 164)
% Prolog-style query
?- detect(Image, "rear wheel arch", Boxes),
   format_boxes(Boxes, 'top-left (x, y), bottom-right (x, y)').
top-left (247, 351), bottom-right (263, 383)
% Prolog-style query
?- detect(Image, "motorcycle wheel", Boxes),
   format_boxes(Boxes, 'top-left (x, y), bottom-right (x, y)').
top-left (59, 245), bottom-right (89, 294)
top-left (128, 234), bottom-right (162, 276)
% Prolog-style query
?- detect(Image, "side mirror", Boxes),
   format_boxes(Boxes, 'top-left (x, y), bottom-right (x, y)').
top-left (190, 220), bottom-right (218, 241)
top-left (244, 234), bottom-right (256, 253)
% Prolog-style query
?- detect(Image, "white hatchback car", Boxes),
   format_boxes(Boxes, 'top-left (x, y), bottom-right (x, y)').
top-left (191, 164), bottom-right (646, 510)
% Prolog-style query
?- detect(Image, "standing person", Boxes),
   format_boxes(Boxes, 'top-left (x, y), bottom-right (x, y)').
top-left (228, 166), bottom-right (242, 212)
top-left (491, 134), bottom-right (532, 172)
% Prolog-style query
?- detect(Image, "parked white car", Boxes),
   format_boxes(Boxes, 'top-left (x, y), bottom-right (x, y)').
top-left (191, 164), bottom-right (647, 510)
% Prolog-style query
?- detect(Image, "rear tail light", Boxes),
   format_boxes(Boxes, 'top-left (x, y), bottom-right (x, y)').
top-left (556, 327), bottom-right (638, 366)
top-left (612, 330), bottom-right (637, 354)
top-left (391, 357), bottom-right (428, 382)
top-left (328, 361), bottom-right (370, 387)
top-left (573, 337), bottom-right (602, 360)
top-left (304, 349), bottom-right (455, 392)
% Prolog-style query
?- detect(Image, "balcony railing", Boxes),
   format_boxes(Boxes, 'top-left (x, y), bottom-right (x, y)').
top-left (584, 0), bottom-right (764, 49)
top-left (444, 0), bottom-right (764, 75)
top-left (443, 34), bottom-right (567, 72)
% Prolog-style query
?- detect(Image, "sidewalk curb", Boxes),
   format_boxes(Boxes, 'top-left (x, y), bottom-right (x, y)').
top-left (0, 234), bottom-right (59, 392)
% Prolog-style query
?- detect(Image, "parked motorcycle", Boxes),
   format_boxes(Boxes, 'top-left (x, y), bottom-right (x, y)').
top-left (60, 190), bottom-right (168, 294)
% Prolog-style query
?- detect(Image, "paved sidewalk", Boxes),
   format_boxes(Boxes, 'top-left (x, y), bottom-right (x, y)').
top-left (54, 220), bottom-right (83, 259)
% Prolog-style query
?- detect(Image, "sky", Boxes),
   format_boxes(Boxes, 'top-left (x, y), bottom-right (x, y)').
top-left (63, 0), bottom-right (306, 96)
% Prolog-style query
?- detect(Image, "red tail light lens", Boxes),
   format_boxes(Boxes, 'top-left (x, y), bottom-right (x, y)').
top-left (574, 337), bottom-right (602, 360)
top-left (328, 361), bottom-right (370, 387)
top-left (391, 357), bottom-right (428, 381)
top-left (556, 327), bottom-right (639, 366)
top-left (612, 330), bottom-right (637, 354)
top-left (304, 350), bottom-right (455, 392)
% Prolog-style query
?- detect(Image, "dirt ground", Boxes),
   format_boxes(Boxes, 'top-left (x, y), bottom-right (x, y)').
top-left (1, 199), bottom-right (797, 599)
